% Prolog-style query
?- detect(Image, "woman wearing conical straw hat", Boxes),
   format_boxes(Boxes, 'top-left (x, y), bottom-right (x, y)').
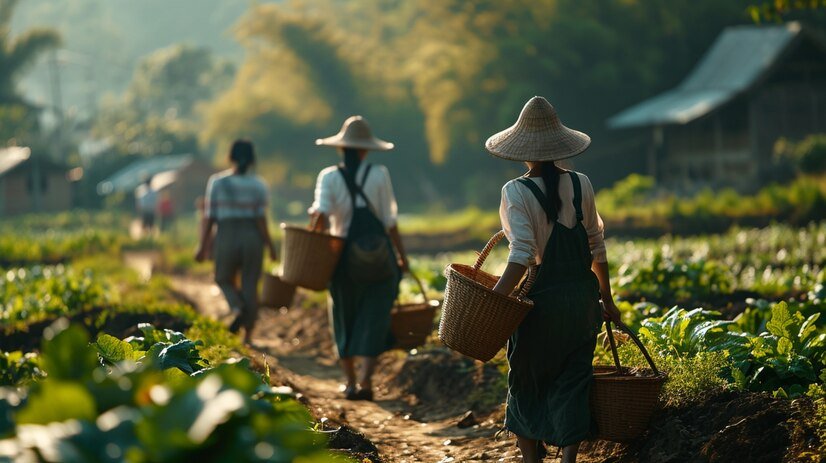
top-left (310, 116), bottom-right (409, 401)
top-left (487, 97), bottom-right (622, 463)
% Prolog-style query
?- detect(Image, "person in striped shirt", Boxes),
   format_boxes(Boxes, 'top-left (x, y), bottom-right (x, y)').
top-left (196, 140), bottom-right (277, 343)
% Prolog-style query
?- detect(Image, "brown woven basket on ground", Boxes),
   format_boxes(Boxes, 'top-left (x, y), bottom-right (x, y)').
top-left (591, 319), bottom-right (668, 442)
top-left (439, 230), bottom-right (535, 362)
top-left (260, 272), bottom-right (296, 309)
top-left (392, 273), bottom-right (441, 350)
top-left (280, 219), bottom-right (345, 291)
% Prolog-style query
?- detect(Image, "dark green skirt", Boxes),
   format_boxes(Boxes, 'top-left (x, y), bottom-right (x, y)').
top-left (328, 263), bottom-right (399, 358)
top-left (505, 277), bottom-right (602, 446)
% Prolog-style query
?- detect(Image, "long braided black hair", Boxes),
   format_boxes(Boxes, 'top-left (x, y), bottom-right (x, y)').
top-left (539, 160), bottom-right (563, 222)
top-left (341, 148), bottom-right (361, 191)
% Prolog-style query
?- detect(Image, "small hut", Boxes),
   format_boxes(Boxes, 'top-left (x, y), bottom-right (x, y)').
top-left (97, 154), bottom-right (214, 213)
top-left (608, 22), bottom-right (826, 191)
top-left (0, 147), bottom-right (72, 216)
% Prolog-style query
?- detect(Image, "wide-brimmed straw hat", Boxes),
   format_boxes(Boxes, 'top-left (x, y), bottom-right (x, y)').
top-left (315, 115), bottom-right (394, 151)
top-left (485, 96), bottom-right (590, 162)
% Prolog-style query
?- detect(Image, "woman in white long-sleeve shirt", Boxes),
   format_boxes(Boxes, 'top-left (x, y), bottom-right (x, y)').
top-left (310, 116), bottom-right (409, 402)
top-left (487, 97), bottom-right (621, 463)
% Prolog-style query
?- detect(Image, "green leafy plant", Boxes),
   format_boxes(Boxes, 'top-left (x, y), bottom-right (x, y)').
top-left (0, 322), bottom-right (337, 462)
top-left (0, 351), bottom-right (44, 386)
top-left (638, 307), bottom-right (737, 357)
top-left (731, 302), bottom-right (825, 397)
top-left (93, 324), bottom-right (210, 375)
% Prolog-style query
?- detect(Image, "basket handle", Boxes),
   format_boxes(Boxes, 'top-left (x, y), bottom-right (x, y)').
top-left (308, 214), bottom-right (324, 232)
top-left (603, 317), bottom-right (660, 376)
top-left (473, 230), bottom-right (505, 271)
top-left (515, 264), bottom-right (537, 299)
top-left (408, 271), bottom-right (429, 303)
top-left (474, 230), bottom-right (537, 300)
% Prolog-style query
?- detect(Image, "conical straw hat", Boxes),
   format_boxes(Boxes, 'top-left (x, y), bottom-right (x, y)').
top-left (485, 96), bottom-right (590, 162)
top-left (315, 115), bottom-right (394, 151)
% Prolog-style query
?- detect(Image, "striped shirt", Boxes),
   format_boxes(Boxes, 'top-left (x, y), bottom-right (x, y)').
top-left (204, 170), bottom-right (269, 220)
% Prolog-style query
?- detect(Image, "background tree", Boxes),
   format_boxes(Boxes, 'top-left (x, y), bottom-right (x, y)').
top-left (0, 0), bottom-right (59, 145)
top-left (92, 44), bottom-right (234, 158)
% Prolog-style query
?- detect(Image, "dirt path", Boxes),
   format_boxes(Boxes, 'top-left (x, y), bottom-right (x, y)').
top-left (169, 275), bottom-right (528, 462)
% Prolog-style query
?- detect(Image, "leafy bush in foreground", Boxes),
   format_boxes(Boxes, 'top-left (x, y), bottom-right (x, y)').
top-left (634, 302), bottom-right (825, 398)
top-left (0, 322), bottom-right (339, 463)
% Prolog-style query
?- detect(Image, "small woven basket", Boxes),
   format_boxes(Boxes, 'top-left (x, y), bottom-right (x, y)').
top-left (280, 219), bottom-right (345, 291)
top-left (591, 319), bottom-right (668, 442)
top-left (392, 273), bottom-right (440, 350)
top-left (439, 230), bottom-right (535, 362)
top-left (260, 273), bottom-right (296, 309)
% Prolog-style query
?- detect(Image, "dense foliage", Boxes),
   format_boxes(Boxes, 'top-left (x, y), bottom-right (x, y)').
top-left (0, 323), bottom-right (336, 462)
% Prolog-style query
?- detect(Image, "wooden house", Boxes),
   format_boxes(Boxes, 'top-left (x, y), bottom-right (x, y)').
top-left (0, 147), bottom-right (72, 216)
top-left (608, 22), bottom-right (826, 191)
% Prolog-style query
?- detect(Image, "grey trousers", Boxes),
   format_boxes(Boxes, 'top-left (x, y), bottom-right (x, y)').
top-left (214, 219), bottom-right (264, 330)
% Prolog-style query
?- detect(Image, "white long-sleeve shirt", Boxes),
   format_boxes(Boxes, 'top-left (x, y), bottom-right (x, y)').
top-left (309, 163), bottom-right (398, 238)
top-left (499, 172), bottom-right (607, 267)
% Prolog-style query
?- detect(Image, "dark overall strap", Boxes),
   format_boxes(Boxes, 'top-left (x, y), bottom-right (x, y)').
top-left (516, 178), bottom-right (554, 223)
top-left (568, 171), bottom-right (583, 222)
top-left (339, 164), bottom-right (374, 208)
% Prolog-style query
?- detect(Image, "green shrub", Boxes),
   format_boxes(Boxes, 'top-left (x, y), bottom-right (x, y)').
top-left (617, 343), bottom-right (729, 406)
top-left (0, 322), bottom-right (336, 462)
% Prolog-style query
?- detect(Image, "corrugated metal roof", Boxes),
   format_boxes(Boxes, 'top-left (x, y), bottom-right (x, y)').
top-left (97, 154), bottom-right (194, 195)
top-left (608, 22), bottom-right (802, 129)
top-left (0, 147), bottom-right (32, 177)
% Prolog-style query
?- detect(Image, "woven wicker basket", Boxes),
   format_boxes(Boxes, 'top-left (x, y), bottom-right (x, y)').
top-left (260, 272), bottom-right (296, 309)
top-left (392, 273), bottom-right (440, 350)
top-left (439, 230), bottom-right (535, 362)
top-left (280, 221), bottom-right (345, 291)
top-left (591, 319), bottom-right (668, 442)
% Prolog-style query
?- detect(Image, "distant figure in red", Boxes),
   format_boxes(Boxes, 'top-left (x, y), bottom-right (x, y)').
top-left (158, 191), bottom-right (174, 231)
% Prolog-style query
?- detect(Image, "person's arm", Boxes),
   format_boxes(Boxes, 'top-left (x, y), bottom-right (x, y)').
top-left (492, 262), bottom-right (528, 295)
top-left (195, 178), bottom-right (216, 262)
top-left (195, 217), bottom-right (216, 262)
top-left (581, 174), bottom-right (621, 322)
top-left (377, 166), bottom-right (407, 271)
top-left (309, 170), bottom-right (333, 232)
top-left (593, 260), bottom-right (620, 322)
top-left (309, 211), bottom-right (329, 231)
top-left (388, 225), bottom-right (409, 272)
top-left (492, 182), bottom-right (534, 295)
top-left (256, 216), bottom-right (277, 261)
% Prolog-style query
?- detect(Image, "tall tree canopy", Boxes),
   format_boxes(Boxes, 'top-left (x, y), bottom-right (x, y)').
top-left (204, 0), bottom-right (788, 207)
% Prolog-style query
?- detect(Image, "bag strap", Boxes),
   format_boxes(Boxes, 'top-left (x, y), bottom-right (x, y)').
top-left (516, 177), bottom-right (553, 223)
top-left (338, 164), bottom-right (381, 219)
top-left (568, 171), bottom-right (583, 222)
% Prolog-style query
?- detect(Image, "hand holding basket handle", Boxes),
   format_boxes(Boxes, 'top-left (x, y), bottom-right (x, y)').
top-left (439, 230), bottom-right (536, 362)
top-left (602, 315), bottom-right (660, 376)
top-left (474, 230), bottom-right (536, 299)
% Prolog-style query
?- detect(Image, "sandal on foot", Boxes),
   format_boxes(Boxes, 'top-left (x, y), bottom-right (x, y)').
top-left (344, 386), bottom-right (358, 400)
top-left (228, 316), bottom-right (243, 333)
top-left (353, 388), bottom-right (373, 401)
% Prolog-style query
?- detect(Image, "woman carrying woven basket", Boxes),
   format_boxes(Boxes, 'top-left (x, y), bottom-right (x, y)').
top-left (487, 97), bottom-right (622, 463)
top-left (195, 140), bottom-right (277, 344)
top-left (309, 116), bottom-right (409, 401)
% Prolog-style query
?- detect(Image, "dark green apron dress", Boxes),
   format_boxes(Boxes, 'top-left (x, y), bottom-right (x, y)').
top-left (505, 172), bottom-right (603, 446)
top-left (328, 164), bottom-right (400, 358)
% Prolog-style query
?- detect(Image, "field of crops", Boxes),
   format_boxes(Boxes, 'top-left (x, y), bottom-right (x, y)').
top-left (0, 212), bottom-right (824, 461)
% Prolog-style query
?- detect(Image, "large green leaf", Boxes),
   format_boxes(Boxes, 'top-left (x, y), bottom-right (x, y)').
top-left (40, 321), bottom-right (98, 381)
top-left (94, 333), bottom-right (141, 365)
top-left (766, 302), bottom-right (794, 338)
top-left (16, 381), bottom-right (96, 424)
